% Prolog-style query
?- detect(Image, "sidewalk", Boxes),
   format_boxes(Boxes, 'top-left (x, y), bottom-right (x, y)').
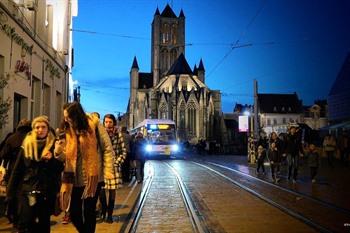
top-left (199, 154), bottom-right (350, 211)
top-left (0, 180), bottom-right (142, 233)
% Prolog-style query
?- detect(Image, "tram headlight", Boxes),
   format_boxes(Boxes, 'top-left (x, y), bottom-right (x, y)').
top-left (145, 144), bottom-right (152, 152)
top-left (172, 144), bottom-right (179, 152)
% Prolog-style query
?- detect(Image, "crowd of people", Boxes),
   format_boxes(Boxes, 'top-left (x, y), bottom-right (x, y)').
top-left (0, 101), bottom-right (147, 233)
top-left (254, 126), bottom-right (349, 184)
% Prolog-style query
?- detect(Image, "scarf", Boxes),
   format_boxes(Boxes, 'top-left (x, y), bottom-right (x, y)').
top-left (106, 126), bottom-right (118, 137)
top-left (60, 115), bottom-right (99, 211)
top-left (22, 131), bottom-right (55, 161)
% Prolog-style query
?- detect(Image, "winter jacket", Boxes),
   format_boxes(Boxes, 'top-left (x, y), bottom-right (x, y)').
top-left (307, 151), bottom-right (319, 167)
top-left (7, 136), bottom-right (63, 215)
top-left (268, 149), bottom-right (280, 163)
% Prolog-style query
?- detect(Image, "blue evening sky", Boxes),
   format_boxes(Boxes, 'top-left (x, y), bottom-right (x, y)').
top-left (72, 0), bottom-right (350, 118)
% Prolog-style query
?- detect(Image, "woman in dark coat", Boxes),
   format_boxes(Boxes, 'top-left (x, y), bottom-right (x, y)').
top-left (0, 119), bottom-right (32, 225)
top-left (6, 116), bottom-right (63, 233)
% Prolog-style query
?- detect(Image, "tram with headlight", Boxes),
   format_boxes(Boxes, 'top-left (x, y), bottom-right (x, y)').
top-left (131, 119), bottom-right (180, 158)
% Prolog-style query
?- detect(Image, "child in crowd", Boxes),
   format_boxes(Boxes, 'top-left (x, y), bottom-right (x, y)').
top-left (256, 145), bottom-right (266, 174)
top-left (268, 142), bottom-right (280, 183)
top-left (307, 142), bottom-right (320, 183)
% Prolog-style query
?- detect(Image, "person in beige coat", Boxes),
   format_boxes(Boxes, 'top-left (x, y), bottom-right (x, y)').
top-left (54, 102), bottom-right (115, 233)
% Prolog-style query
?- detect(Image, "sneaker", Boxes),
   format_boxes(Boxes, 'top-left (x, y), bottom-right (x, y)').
top-left (312, 179), bottom-right (316, 183)
top-left (62, 215), bottom-right (70, 225)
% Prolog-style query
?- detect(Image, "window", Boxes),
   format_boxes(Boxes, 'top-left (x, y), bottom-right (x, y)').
top-left (170, 49), bottom-right (177, 67)
top-left (282, 118), bottom-right (286, 124)
top-left (56, 91), bottom-right (62, 126)
top-left (31, 76), bottom-right (41, 119)
top-left (273, 106), bottom-right (277, 112)
top-left (187, 101), bottom-right (197, 137)
top-left (267, 119), bottom-right (271, 126)
top-left (179, 102), bottom-right (185, 128)
top-left (159, 103), bottom-right (168, 119)
top-left (161, 23), bottom-right (170, 44)
top-left (43, 84), bottom-right (51, 116)
top-left (14, 93), bottom-right (28, 129)
top-left (171, 24), bottom-right (177, 44)
top-left (273, 118), bottom-right (277, 125)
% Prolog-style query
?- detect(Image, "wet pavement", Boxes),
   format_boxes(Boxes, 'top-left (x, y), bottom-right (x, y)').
top-left (196, 154), bottom-right (350, 212)
top-left (0, 154), bottom-right (349, 232)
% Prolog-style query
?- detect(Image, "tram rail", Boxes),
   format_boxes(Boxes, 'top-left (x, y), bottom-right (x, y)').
top-left (193, 161), bottom-right (349, 233)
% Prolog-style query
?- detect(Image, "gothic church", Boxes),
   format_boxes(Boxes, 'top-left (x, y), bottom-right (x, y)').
top-left (127, 5), bottom-right (223, 143)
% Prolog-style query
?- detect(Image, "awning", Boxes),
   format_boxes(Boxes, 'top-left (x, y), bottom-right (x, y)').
top-left (320, 121), bottom-right (350, 131)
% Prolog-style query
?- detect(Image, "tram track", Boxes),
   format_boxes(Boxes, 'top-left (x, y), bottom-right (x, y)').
top-left (193, 160), bottom-right (349, 233)
top-left (206, 161), bottom-right (350, 216)
top-left (122, 163), bottom-right (154, 233)
top-left (124, 161), bottom-right (209, 233)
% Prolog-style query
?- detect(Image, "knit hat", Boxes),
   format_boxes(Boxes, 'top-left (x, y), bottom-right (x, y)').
top-left (32, 115), bottom-right (49, 128)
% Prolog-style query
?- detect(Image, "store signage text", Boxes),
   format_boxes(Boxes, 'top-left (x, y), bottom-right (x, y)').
top-left (45, 59), bottom-right (61, 79)
top-left (15, 60), bottom-right (31, 79)
top-left (0, 9), bottom-right (33, 55)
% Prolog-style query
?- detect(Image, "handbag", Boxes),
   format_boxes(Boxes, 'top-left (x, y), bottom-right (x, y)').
top-left (0, 160), bottom-right (9, 197)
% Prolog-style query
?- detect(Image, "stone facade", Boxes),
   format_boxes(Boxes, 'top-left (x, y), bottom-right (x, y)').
top-left (128, 5), bottom-right (222, 143)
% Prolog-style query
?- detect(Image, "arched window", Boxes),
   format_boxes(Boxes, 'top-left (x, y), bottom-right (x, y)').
top-left (160, 49), bottom-right (168, 75)
top-left (171, 24), bottom-right (177, 44)
top-left (187, 101), bottom-right (197, 137)
top-left (159, 103), bottom-right (168, 119)
top-left (179, 102), bottom-right (186, 130)
top-left (170, 49), bottom-right (177, 67)
top-left (161, 23), bottom-right (170, 44)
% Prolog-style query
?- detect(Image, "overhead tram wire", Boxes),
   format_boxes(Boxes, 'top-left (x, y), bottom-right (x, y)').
top-left (207, 0), bottom-right (268, 78)
top-left (71, 29), bottom-right (150, 40)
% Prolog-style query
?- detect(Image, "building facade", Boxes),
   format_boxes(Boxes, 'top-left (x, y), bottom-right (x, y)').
top-left (128, 5), bottom-right (222, 143)
top-left (303, 100), bottom-right (328, 130)
top-left (257, 93), bottom-right (303, 135)
top-left (0, 0), bottom-right (77, 140)
top-left (328, 53), bottom-right (350, 123)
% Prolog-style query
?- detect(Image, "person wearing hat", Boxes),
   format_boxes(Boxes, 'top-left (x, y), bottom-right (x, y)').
top-left (6, 115), bottom-right (64, 233)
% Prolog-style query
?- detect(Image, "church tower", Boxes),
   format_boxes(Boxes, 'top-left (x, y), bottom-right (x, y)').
top-left (151, 5), bottom-right (185, 87)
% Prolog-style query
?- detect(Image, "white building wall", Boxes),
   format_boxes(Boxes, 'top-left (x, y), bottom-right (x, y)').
top-left (0, 0), bottom-right (77, 140)
top-left (260, 113), bottom-right (302, 135)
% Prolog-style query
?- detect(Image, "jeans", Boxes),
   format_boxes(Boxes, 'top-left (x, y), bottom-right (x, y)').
top-left (287, 154), bottom-right (299, 180)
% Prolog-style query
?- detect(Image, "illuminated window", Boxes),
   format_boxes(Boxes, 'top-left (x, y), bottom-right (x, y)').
top-left (159, 103), bottom-right (167, 119)
top-left (188, 101), bottom-right (197, 136)
top-left (179, 102), bottom-right (185, 129)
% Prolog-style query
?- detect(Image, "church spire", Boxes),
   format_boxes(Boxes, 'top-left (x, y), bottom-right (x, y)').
top-left (179, 9), bottom-right (185, 18)
top-left (198, 59), bottom-right (205, 72)
top-left (161, 4), bottom-right (177, 18)
top-left (131, 56), bottom-right (139, 69)
top-left (154, 7), bottom-right (160, 16)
